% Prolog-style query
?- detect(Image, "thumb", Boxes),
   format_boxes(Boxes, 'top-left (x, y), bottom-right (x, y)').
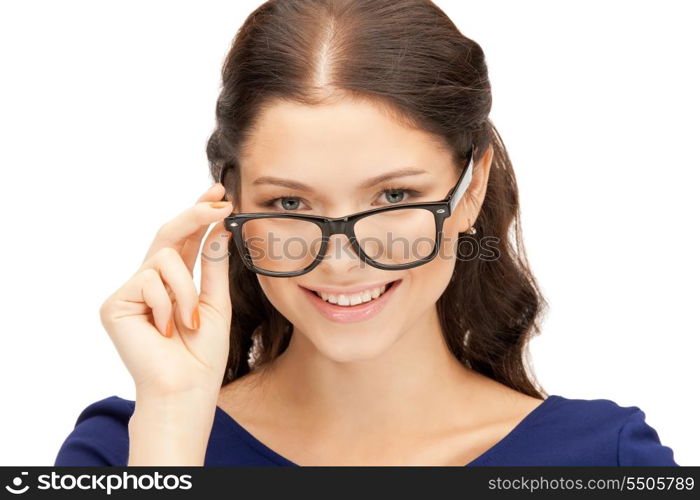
top-left (199, 220), bottom-right (232, 314)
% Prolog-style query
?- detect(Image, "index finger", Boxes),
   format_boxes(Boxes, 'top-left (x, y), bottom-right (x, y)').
top-left (141, 183), bottom-right (233, 269)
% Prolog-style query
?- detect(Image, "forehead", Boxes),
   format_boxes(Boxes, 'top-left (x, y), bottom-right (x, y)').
top-left (239, 98), bottom-right (453, 185)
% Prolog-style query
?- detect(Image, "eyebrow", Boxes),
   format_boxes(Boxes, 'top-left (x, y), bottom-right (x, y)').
top-left (251, 167), bottom-right (430, 192)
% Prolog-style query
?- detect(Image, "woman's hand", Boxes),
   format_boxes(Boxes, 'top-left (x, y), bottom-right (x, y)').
top-left (99, 183), bottom-right (234, 401)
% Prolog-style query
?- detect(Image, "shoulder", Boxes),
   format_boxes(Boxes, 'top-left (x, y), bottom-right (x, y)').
top-left (54, 395), bottom-right (134, 466)
top-left (521, 394), bottom-right (678, 466)
top-left (54, 388), bottom-right (284, 467)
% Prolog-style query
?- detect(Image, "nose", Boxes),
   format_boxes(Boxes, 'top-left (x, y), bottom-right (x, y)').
top-left (316, 232), bottom-right (363, 274)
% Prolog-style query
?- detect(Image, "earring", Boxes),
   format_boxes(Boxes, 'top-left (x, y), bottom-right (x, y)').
top-left (467, 225), bottom-right (477, 235)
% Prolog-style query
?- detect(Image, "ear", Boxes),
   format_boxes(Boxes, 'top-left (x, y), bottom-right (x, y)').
top-left (456, 143), bottom-right (494, 233)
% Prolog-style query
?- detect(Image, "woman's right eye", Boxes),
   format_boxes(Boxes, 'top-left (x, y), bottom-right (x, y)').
top-left (261, 196), bottom-right (307, 211)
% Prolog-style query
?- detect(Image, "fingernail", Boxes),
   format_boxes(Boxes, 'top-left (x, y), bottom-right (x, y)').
top-left (165, 316), bottom-right (174, 337)
top-left (210, 201), bottom-right (231, 209)
top-left (191, 305), bottom-right (200, 330)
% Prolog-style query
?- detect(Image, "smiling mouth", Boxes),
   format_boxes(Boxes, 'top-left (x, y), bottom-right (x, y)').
top-left (304, 279), bottom-right (400, 307)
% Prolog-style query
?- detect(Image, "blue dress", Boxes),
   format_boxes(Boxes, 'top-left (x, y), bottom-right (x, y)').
top-left (53, 394), bottom-right (678, 466)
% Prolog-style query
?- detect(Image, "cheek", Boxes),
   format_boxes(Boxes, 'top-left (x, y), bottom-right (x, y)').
top-left (443, 209), bottom-right (463, 235)
top-left (405, 238), bottom-right (456, 301)
top-left (257, 277), bottom-right (296, 312)
top-left (257, 276), bottom-right (321, 327)
top-left (440, 211), bottom-right (471, 261)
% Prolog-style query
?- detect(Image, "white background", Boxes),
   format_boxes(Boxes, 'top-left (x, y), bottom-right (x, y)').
top-left (0, 0), bottom-right (697, 466)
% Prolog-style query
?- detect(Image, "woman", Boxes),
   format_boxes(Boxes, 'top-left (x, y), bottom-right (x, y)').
top-left (54, 0), bottom-right (677, 466)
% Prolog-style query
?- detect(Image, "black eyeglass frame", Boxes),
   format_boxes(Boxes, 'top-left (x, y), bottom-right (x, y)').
top-left (220, 146), bottom-right (477, 277)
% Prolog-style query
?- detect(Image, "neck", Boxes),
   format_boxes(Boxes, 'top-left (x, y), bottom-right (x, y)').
top-left (257, 306), bottom-right (478, 432)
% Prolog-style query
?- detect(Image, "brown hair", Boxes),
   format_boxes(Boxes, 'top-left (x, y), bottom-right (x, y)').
top-left (206, 0), bottom-right (548, 398)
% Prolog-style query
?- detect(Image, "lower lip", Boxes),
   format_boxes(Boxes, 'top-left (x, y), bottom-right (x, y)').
top-left (300, 279), bottom-right (402, 324)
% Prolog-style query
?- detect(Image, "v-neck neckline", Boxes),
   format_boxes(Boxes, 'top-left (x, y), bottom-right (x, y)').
top-left (214, 395), bottom-right (561, 466)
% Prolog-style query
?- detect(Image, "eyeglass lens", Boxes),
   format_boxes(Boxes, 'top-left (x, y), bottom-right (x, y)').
top-left (240, 208), bottom-right (437, 273)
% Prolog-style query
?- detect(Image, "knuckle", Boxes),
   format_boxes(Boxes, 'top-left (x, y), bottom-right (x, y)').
top-left (141, 267), bottom-right (160, 283)
top-left (155, 222), bottom-right (171, 238)
top-left (98, 299), bottom-right (111, 317)
top-left (99, 289), bottom-right (116, 311)
top-left (155, 245), bottom-right (179, 262)
top-left (98, 299), bottom-right (115, 327)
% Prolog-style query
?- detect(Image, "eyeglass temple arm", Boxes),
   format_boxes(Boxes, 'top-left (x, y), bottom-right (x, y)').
top-left (447, 147), bottom-right (476, 213)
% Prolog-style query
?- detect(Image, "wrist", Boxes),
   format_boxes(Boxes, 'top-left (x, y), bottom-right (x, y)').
top-left (127, 390), bottom-right (220, 466)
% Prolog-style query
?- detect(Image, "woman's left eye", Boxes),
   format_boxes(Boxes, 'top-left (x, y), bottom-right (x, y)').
top-left (377, 187), bottom-right (421, 205)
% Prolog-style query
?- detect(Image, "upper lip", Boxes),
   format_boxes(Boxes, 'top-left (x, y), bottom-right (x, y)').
top-left (300, 279), bottom-right (399, 295)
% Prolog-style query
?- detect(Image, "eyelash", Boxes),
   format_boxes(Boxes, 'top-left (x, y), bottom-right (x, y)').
top-left (260, 186), bottom-right (424, 211)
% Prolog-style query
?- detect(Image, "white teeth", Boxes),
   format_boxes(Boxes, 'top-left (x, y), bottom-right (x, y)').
top-left (314, 283), bottom-right (392, 306)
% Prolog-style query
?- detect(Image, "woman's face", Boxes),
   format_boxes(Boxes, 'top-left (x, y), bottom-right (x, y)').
top-left (237, 97), bottom-right (492, 362)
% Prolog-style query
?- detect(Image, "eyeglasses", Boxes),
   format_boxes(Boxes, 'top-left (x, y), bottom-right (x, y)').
top-left (220, 146), bottom-right (476, 277)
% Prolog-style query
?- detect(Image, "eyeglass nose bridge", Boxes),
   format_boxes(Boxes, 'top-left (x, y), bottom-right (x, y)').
top-left (317, 216), bottom-right (371, 269)
top-left (325, 216), bottom-right (355, 240)
top-left (323, 216), bottom-right (362, 258)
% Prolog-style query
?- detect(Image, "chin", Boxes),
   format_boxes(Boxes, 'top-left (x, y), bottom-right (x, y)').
top-left (305, 326), bottom-right (404, 363)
